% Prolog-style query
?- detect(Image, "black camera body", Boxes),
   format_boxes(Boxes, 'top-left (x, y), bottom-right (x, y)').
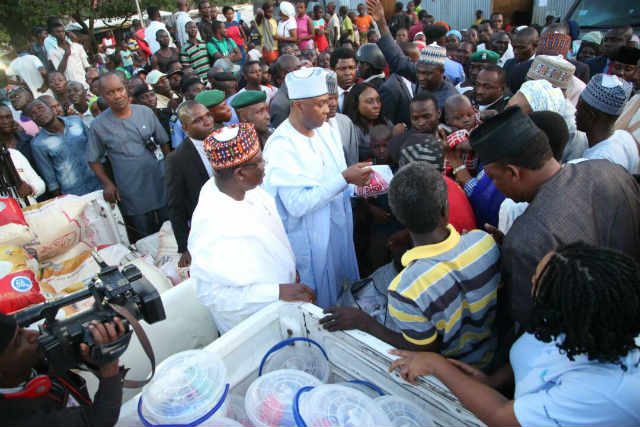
top-left (14, 263), bottom-right (166, 373)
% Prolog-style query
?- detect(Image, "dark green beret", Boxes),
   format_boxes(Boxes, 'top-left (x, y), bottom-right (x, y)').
top-left (470, 50), bottom-right (500, 63)
top-left (470, 106), bottom-right (546, 165)
top-left (195, 89), bottom-right (226, 107)
top-left (230, 90), bottom-right (267, 109)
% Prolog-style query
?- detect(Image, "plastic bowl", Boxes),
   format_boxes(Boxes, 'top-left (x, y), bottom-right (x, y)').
top-left (375, 395), bottom-right (434, 427)
top-left (260, 337), bottom-right (331, 382)
top-left (295, 384), bottom-right (392, 426)
top-left (138, 350), bottom-right (228, 426)
top-left (245, 369), bottom-right (322, 427)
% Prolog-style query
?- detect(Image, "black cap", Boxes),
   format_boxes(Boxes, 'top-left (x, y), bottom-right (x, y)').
top-left (470, 106), bottom-right (546, 165)
top-left (181, 76), bottom-right (203, 93)
top-left (0, 312), bottom-right (17, 353)
top-left (613, 46), bottom-right (640, 66)
top-left (132, 84), bottom-right (153, 99)
top-left (213, 72), bottom-right (237, 82)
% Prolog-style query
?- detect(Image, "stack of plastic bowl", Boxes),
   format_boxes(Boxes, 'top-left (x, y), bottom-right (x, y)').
top-left (137, 350), bottom-right (230, 427)
top-left (244, 369), bottom-right (322, 427)
top-left (375, 395), bottom-right (434, 427)
top-left (259, 337), bottom-right (331, 382)
top-left (293, 384), bottom-right (392, 427)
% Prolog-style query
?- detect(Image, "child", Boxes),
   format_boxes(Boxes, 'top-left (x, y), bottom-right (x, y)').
top-left (363, 124), bottom-right (403, 273)
top-left (312, 5), bottom-right (330, 52)
top-left (118, 39), bottom-right (134, 75)
top-left (442, 94), bottom-right (480, 177)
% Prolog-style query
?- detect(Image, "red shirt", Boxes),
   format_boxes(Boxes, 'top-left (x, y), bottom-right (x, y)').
top-left (444, 176), bottom-right (477, 233)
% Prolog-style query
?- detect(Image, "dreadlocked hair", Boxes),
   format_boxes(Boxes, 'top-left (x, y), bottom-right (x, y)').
top-left (530, 242), bottom-right (640, 370)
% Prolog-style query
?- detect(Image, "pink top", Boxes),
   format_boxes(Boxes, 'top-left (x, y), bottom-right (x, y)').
top-left (296, 15), bottom-right (314, 50)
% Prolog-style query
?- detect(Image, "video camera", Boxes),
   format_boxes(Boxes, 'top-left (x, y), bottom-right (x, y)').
top-left (14, 257), bottom-right (166, 373)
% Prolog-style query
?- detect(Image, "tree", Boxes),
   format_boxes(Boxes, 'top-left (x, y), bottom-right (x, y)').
top-left (0, 0), bottom-right (173, 52)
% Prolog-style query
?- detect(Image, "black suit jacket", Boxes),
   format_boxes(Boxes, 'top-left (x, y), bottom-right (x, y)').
top-left (506, 58), bottom-right (533, 94)
top-left (586, 56), bottom-right (608, 78)
top-left (569, 58), bottom-right (590, 84)
top-left (379, 73), bottom-right (415, 126)
top-left (165, 137), bottom-right (210, 253)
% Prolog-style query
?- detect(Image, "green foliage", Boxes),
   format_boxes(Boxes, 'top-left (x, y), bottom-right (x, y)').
top-left (0, 0), bottom-right (176, 47)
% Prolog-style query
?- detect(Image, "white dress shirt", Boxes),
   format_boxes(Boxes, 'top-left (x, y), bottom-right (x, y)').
top-left (191, 138), bottom-right (213, 177)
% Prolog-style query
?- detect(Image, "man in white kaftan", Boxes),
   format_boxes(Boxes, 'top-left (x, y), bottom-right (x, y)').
top-left (189, 123), bottom-right (314, 333)
top-left (263, 67), bottom-right (372, 308)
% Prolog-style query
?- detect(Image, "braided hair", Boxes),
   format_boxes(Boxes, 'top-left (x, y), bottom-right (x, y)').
top-left (530, 242), bottom-right (640, 369)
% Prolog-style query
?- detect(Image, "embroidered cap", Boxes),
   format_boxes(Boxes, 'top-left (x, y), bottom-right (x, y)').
top-left (537, 32), bottom-right (572, 56)
top-left (580, 73), bottom-right (632, 116)
top-left (526, 55), bottom-right (576, 89)
top-left (204, 123), bottom-right (261, 170)
top-left (419, 43), bottom-right (447, 66)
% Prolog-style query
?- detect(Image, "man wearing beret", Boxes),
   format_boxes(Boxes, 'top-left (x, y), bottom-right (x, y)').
top-left (470, 106), bottom-right (640, 329)
top-left (189, 123), bottom-right (315, 333)
top-left (195, 89), bottom-right (233, 127)
top-left (211, 71), bottom-right (239, 124)
top-left (263, 67), bottom-right (373, 308)
top-left (0, 312), bottom-right (126, 426)
top-left (230, 90), bottom-right (272, 147)
top-left (456, 49), bottom-right (499, 95)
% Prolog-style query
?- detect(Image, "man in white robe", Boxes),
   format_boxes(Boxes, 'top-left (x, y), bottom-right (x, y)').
top-left (189, 123), bottom-right (314, 333)
top-left (263, 67), bottom-right (373, 308)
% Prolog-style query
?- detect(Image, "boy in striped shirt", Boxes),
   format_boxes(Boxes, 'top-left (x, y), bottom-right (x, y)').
top-left (180, 21), bottom-right (210, 81)
top-left (322, 162), bottom-right (500, 371)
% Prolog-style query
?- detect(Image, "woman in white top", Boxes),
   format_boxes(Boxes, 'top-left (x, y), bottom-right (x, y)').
top-left (275, 1), bottom-right (298, 46)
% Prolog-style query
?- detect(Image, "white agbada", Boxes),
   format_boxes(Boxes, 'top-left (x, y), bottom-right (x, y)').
top-left (188, 179), bottom-right (296, 334)
top-left (262, 119), bottom-right (359, 308)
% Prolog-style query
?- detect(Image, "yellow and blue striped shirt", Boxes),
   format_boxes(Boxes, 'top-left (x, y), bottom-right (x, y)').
top-left (388, 225), bottom-right (500, 369)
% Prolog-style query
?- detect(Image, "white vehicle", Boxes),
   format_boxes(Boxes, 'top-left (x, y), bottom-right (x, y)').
top-left (117, 301), bottom-right (483, 426)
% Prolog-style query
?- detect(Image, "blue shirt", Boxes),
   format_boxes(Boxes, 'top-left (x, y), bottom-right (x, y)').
top-left (444, 59), bottom-right (465, 86)
top-left (31, 116), bottom-right (102, 195)
top-left (511, 333), bottom-right (640, 426)
top-left (171, 116), bottom-right (186, 149)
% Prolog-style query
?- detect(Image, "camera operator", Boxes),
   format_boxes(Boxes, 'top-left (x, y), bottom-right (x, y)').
top-left (0, 312), bottom-right (126, 427)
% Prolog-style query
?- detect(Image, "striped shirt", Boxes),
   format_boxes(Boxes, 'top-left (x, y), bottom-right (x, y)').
top-left (180, 39), bottom-right (210, 81)
top-left (388, 225), bottom-right (500, 370)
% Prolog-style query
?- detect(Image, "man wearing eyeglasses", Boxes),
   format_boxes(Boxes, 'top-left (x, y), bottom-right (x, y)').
top-left (188, 122), bottom-right (315, 333)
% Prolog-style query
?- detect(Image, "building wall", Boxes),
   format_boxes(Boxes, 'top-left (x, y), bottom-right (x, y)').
top-left (531, 0), bottom-right (574, 25)
top-left (304, 0), bottom-right (492, 30)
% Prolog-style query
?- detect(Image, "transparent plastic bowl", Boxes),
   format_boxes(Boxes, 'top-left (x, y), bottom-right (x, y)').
top-left (139, 350), bottom-right (228, 426)
top-left (295, 384), bottom-right (392, 427)
top-left (259, 337), bottom-right (330, 382)
top-left (337, 380), bottom-right (385, 398)
top-left (375, 395), bottom-right (434, 427)
top-left (245, 369), bottom-right (322, 427)
top-left (200, 416), bottom-right (243, 427)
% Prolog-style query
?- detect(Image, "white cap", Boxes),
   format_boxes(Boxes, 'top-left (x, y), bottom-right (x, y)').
top-left (146, 69), bottom-right (167, 85)
top-left (279, 1), bottom-right (295, 17)
top-left (286, 67), bottom-right (328, 100)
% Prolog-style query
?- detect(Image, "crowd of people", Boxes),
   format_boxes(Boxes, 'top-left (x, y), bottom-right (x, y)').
top-left (1, 0), bottom-right (640, 425)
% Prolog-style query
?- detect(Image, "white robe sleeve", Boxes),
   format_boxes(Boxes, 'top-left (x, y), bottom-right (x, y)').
top-left (9, 148), bottom-right (45, 197)
top-left (264, 133), bottom-right (348, 218)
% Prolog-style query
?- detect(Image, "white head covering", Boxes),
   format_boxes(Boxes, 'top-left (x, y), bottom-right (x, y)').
top-left (419, 43), bottom-right (447, 66)
top-left (279, 1), bottom-right (295, 18)
top-left (519, 79), bottom-right (565, 112)
top-left (286, 67), bottom-right (328, 100)
top-left (519, 79), bottom-right (578, 149)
